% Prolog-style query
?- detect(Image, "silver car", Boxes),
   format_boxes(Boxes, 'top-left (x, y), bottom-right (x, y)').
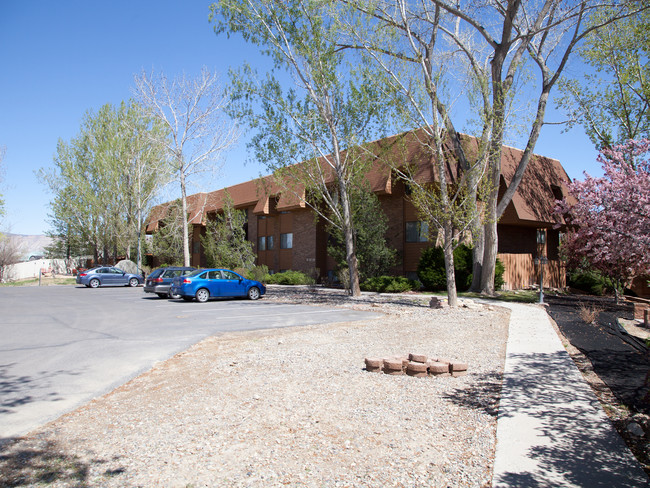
top-left (76, 266), bottom-right (143, 288)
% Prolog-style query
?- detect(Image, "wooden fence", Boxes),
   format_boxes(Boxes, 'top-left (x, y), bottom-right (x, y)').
top-left (497, 253), bottom-right (566, 291)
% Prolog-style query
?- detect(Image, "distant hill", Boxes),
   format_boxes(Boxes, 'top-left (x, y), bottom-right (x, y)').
top-left (4, 233), bottom-right (54, 261)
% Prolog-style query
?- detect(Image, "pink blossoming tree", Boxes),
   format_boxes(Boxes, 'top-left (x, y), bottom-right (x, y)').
top-left (556, 139), bottom-right (650, 302)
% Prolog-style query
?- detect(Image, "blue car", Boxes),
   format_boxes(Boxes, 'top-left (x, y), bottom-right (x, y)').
top-left (76, 266), bottom-right (144, 288)
top-left (170, 268), bottom-right (266, 302)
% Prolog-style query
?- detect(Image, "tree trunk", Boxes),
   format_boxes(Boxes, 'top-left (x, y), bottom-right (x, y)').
top-left (469, 224), bottom-right (484, 292)
top-left (339, 183), bottom-right (361, 297)
top-left (180, 169), bottom-right (191, 267)
top-left (480, 219), bottom-right (498, 295)
top-left (136, 207), bottom-right (143, 272)
top-left (443, 223), bottom-right (458, 307)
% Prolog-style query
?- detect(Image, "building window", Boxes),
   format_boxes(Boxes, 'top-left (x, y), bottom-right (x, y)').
top-left (281, 233), bottom-right (293, 249)
top-left (258, 236), bottom-right (266, 251)
top-left (405, 221), bottom-right (429, 243)
top-left (267, 235), bottom-right (275, 250)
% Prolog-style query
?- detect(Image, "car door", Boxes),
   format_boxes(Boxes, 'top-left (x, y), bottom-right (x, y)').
top-left (95, 268), bottom-right (112, 285)
top-left (108, 267), bottom-right (126, 285)
top-left (205, 270), bottom-right (223, 296)
top-left (220, 270), bottom-right (247, 297)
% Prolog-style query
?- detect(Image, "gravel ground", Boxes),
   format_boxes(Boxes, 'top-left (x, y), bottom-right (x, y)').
top-left (0, 286), bottom-right (510, 488)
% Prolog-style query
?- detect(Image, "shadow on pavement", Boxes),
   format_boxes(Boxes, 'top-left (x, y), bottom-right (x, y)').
top-left (496, 350), bottom-right (649, 487)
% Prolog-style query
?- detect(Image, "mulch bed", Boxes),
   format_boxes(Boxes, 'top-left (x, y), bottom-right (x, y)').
top-left (545, 294), bottom-right (649, 412)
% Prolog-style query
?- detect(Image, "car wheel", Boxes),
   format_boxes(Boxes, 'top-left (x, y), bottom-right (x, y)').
top-left (182, 296), bottom-right (193, 302)
top-left (247, 286), bottom-right (261, 300)
top-left (156, 293), bottom-right (167, 298)
top-left (89, 278), bottom-right (100, 288)
top-left (196, 288), bottom-right (210, 303)
top-left (129, 278), bottom-right (139, 287)
top-left (168, 291), bottom-right (181, 299)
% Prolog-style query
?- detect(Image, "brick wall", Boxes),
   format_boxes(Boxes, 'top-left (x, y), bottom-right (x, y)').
top-left (292, 209), bottom-right (316, 273)
top-left (380, 185), bottom-right (405, 275)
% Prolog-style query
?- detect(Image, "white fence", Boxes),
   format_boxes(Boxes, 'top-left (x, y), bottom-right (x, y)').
top-left (2, 258), bottom-right (73, 281)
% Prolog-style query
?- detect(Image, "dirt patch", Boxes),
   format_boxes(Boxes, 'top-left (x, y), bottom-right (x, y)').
top-left (0, 289), bottom-right (509, 487)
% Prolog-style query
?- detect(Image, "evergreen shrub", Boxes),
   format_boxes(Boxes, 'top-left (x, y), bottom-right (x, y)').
top-left (417, 244), bottom-right (505, 291)
top-left (265, 270), bottom-right (315, 285)
top-left (360, 275), bottom-right (420, 293)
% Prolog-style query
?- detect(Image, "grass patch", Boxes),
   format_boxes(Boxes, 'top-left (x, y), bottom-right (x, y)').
top-left (460, 290), bottom-right (539, 303)
top-left (0, 277), bottom-right (76, 287)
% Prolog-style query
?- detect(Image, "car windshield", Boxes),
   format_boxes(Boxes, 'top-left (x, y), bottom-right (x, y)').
top-left (148, 269), bottom-right (164, 279)
top-left (186, 269), bottom-right (205, 278)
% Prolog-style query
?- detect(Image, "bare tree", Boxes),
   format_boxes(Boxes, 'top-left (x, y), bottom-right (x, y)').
top-left (134, 67), bottom-right (239, 266)
top-left (340, 2), bottom-right (491, 305)
top-left (0, 234), bottom-right (23, 282)
top-left (348, 0), bottom-right (648, 296)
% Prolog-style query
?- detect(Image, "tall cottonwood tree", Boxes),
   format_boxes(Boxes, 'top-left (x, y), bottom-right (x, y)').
top-left (39, 102), bottom-right (168, 267)
top-left (134, 67), bottom-right (239, 267)
top-left (212, 0), bottom-right (394, 296)
top-left (119, 103), bottom-right (170, 270)
top-left (341, 2), bottom-right (491, 305)
top-left (559, 2), bottom-right (650, 148)
top-left (348, 0), bottom-right (647, 297)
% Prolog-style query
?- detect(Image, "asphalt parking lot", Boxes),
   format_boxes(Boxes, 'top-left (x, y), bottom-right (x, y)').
top-left (0, 285), bottom-right (381, 440)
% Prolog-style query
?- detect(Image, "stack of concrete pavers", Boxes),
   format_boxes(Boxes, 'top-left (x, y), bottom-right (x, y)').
top-left (364, 353), bottom-right (468, 377)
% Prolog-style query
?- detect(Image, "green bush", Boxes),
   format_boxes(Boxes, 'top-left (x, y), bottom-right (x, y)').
top-left (453, 244), bottom-right (473, 290)
top-left (361, 275), bottom-right (419, 293)
top-left (417, 247), bottom-right (447, 291)
top-left (417, 244), bottom-right (505, 291)
top-left (265, 270), bottom-right (316, 286)
top-left (495, 259), bottom-right (505, 290)
top-left (567, 269), bottom-right (614, 296)
top-left (248, 265), bottom-right (269, 283)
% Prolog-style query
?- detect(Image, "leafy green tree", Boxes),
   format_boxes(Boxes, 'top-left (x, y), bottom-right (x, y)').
top-left (327, 187), bottom-right (396, 282)
top-left (201, 192), bottom-right (255, 270)
top-left (150, 199), bottom-right (186, 266)
top-left (559, 3), bottom-right (650, 148)
top-left (211, 0), bottom-right (395, 296)
top-left (118, 102), bottom-right (170, 270)
top-left (39, 102), bottom-right (168, 266)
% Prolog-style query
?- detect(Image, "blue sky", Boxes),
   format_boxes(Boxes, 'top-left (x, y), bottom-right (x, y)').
top-left (0, 1), bottom-right (601, 236)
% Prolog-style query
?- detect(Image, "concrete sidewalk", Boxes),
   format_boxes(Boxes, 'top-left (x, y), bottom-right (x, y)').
top-left (491, 302), bottom-right (649, 487)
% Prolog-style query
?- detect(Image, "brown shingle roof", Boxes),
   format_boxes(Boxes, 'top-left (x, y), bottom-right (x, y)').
top-left (145, 129), bottom-right (572, 230)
